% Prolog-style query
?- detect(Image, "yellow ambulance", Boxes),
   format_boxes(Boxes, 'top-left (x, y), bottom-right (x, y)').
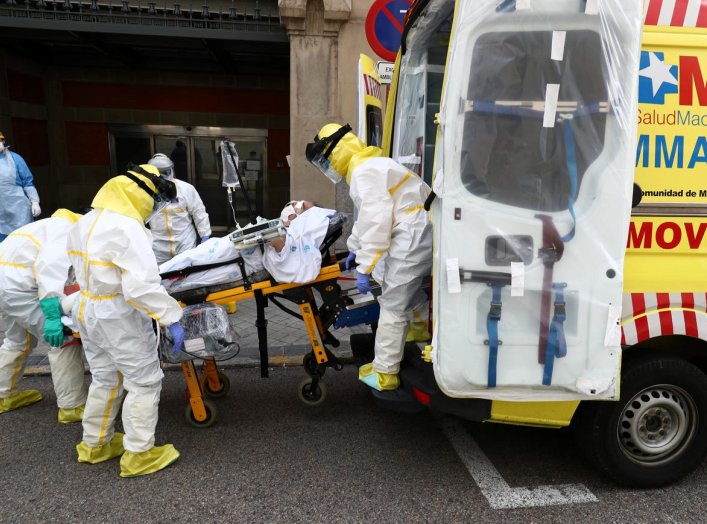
top-left (362, 0), bottom-right (707, 488)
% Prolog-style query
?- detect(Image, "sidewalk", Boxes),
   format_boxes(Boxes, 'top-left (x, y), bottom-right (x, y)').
top-left (14, 297), bottom-right (370, 375)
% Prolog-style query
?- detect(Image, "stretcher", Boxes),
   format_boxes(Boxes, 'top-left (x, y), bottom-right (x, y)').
top-left (160, 213), bottom-right (380, 428)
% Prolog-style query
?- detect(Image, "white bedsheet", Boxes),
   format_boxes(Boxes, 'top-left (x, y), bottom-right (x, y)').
top-left (160, 207), bottom-right (337, 293)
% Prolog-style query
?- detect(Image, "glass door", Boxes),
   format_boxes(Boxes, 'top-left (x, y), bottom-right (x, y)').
top-left (109, 126), bottom-right (267, 234)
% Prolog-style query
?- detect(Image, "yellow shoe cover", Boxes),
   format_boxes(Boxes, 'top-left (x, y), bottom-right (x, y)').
top-left (358, 363), bottom-right (400, 391)
top-left (120, 444), bottom-right (180, 478)
top-left (0, 390), bottom-right (43, 413)
top-left (406, 320), bottom-right (431, 343)
top-left (77, 433), bottom-right (125, 464)
top-left (58, 404), bottom-right (85, 424)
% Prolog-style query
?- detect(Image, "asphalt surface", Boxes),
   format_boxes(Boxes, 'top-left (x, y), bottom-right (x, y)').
top-left (1, 366), bottom-right (707, 523)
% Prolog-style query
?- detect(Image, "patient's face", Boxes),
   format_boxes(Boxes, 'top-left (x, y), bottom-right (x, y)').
top-left (282, 200), bottom-right (315, 227)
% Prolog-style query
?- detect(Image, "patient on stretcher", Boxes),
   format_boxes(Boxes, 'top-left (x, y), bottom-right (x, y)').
top-left (160, 203), bottom-right (342, 295)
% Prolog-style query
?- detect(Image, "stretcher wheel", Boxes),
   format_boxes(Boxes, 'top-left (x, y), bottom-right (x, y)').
top-left (200, 371), bottom-right (231, 399)
top-left (303, 353), bottom-right (325, 378)
top-left (184, 399), bottom-right (218, 428)
top-left (297, 378), bottom-right (327, 407)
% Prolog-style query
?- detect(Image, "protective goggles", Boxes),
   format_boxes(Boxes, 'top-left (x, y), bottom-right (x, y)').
top-left (305, 124), bottom-right (352, 184)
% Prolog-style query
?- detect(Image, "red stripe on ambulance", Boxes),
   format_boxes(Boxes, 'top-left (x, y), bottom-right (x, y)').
top-left (644, 0), bottom-right (707, 27)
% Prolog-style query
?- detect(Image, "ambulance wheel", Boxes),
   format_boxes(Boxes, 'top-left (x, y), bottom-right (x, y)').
top-left (185, 399), bottom-right (218, 429)
top-left (200, 371), bottom-right (230, 399)
top-left (573, 356), bottom-right (707, 488)
top-left (303, 353), bottom-right (325, 378)
top-left (297, 378), bottom-right (327, 407)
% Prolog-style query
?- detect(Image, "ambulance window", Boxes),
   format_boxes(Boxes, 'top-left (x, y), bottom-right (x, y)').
top-left (461, 30), bottom-right (607, 212)
top-left (392, 0), bottom-right (453, 185)
top-left (366, 106), bottom-right (383, 147)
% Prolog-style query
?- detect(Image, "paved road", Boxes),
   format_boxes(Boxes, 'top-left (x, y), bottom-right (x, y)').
top-left (1, 366), bottom-right (705, 523)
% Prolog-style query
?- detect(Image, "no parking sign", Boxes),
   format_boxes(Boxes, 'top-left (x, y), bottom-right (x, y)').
top-left (365, 0), bottom-right (412, 62)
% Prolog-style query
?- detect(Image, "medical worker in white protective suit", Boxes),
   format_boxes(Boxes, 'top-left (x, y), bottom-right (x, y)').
top-left (68, 164), bottom-right (185, 478)
top-left (0, 131), bottom-right (41, 242)
top-left (147, 153), bottom-right (212, 264)
top-left (306, 124), bottom-right (432, 391)
top-left (0, 209), bottom-right (87, 421)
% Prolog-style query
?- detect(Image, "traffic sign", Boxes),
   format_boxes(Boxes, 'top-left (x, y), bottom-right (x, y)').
top-left (365, 0), bottom-right (411, 62)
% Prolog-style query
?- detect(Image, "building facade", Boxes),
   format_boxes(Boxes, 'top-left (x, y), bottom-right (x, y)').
top-left (0, 0), bottom-right (380, 231)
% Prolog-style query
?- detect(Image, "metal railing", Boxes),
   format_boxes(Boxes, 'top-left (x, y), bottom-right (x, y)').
top-left (0, 0), bottom-right (284, 36)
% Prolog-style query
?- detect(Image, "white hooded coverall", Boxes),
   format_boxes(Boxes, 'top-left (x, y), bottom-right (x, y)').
top-left (347, 157), bottom-right (433, 374)
top-left (0, 216), bottom-right (87, 408)
top-left (68, 208), bottom-right (183, 453)
top-left (148, 178), bottom-right (211, 265)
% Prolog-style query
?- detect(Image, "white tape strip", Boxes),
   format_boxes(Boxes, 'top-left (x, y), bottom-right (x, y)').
top-left (516, 0), bottom-right (530, 9)
top-left (585, 0), bottom-right (598, 15)
top-left (543, 84), bottom-right (560, 128)
top-left (551, 31), bottom-right (566, 61)
top-left (604, 303), bottom-right (622, 347)
top-left (446, 258), bottom-right (461, 294)
top-left (510, 262), bottom-right (525, 297)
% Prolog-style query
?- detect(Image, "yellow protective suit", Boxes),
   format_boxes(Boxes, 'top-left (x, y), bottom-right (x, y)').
top-left (314, 124), bottom-right (433, 387)
top-left (69, 167), bottom-right (182, 476)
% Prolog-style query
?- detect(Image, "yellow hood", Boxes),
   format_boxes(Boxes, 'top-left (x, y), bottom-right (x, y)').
top-left (51, 208), bottom-right (82, 223)
top-left (317, 123), bottom-right (382, 184)
top-left (91, 165), bottom-right (161, 223)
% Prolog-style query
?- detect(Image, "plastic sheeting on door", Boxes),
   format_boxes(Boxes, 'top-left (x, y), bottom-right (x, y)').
top-left (430, 0), bottom-right (643, 401)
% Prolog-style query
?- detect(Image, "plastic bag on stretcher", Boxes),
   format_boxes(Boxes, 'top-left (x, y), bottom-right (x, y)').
top-left (160, 303), bottom-right (239, 364)
top-left (421, 0), bottom-right (643, 401)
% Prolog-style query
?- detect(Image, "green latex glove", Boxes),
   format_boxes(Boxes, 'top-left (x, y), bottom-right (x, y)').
top-left (39, 296), bottom-right (65, 347)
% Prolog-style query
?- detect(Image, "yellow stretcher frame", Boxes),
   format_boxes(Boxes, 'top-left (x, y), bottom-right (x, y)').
top-left (176, 262), bottom-right (345, 427)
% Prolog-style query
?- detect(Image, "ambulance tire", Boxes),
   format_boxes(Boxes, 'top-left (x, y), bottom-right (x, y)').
top-left (573, 356), bottom-right (707, 488)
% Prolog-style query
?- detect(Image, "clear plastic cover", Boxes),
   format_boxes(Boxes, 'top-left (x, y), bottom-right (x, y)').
top-left (160, 303), bottom-right (239, 364)
top-left (429, 0), bottom-right (643, 400)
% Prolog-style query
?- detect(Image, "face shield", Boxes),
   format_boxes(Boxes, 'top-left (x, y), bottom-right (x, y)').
top-left (148, 153), bottom-right (175, 180)
top-left (305, 124), bottom-right (352, 184)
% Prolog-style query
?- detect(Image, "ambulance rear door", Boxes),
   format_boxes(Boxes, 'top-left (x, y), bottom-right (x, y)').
top-left (430, 0), bottom-right (644, 401)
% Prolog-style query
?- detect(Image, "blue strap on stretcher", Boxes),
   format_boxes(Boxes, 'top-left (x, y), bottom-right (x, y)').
top-left (542, 283), bottom-right (568, 386)
top-left (486, 283), bottom-right (504, 388)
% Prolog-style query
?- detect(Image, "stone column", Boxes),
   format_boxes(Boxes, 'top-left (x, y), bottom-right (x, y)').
top-left (279, 0), bottom-right (351, 208)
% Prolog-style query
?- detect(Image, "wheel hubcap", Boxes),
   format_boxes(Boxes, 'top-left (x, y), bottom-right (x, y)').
top-left (618, 384), bottom-right (697, 465)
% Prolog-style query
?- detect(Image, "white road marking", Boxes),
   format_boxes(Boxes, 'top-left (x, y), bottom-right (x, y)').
top-left (442, 418), bottom-right (598, 509)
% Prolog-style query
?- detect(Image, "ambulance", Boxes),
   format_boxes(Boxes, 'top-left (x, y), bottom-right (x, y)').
top-left (356, 0), bottom-right (707, 488)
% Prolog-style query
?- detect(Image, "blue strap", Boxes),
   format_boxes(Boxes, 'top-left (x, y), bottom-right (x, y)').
top-left (561, 121), bottom-right (577, 242)
top-left (542, 283), bottom-right (568, 386)
top-left (486, 284), bottom-right (503, 388)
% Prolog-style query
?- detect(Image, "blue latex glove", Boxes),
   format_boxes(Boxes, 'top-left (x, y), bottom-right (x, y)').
top-left (200, 236), bottom-right (210, 244)
top-left (39, 297), bottom-right (65, 347)
top-left (356, 271), bottom-right (372, 295)
top-left (168, 322), bottom-right (185, 355)
top-left (345, 251), bottom-right (356, 270)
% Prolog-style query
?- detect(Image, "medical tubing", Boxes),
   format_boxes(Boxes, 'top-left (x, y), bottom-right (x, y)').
top-left (227, 188), bottom-right (239, 227)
